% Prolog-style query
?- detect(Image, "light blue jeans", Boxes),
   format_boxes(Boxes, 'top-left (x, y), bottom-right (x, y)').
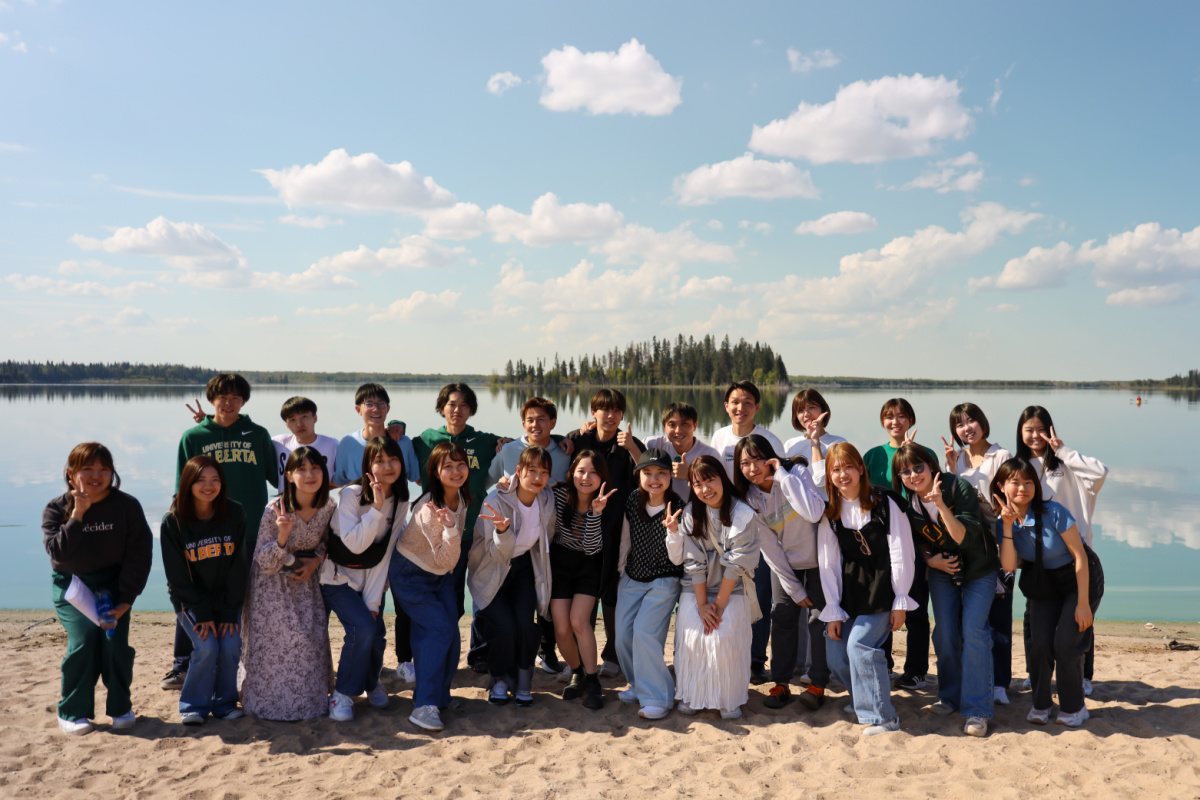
top-left (928, 569), bottom-right (995, 719)
top-left (826, 611), bottom-right (896, 726)
top-left (177, 610), bottom-right (242, 718)
top-left (614, 573), bottom-right (681, 709)
top-left (321, 582), bottom-right (386, 698)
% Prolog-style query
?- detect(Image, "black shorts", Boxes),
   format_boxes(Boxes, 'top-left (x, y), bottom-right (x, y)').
top-left (550, 543), bottom-right (603, 600)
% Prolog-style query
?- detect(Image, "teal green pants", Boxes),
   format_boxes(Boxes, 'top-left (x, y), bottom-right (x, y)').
top-left (51, 569), bottom-right (135, 722)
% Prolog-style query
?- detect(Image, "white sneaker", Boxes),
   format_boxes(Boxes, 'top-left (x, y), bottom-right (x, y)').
top-left (964, 717), bottom-right (988, 737)
top-left (58, 717), bottom-right (93, 736)
top-left (863, 719), bottom-right (900, 736)
top-left (618, 689), bottom-right (638, 704)
top-left (181, 713), bottom-right (205, 726)
top-left (797, 673), bottom-right (812, 685)
top-left (110, 711), bottom-right (136, 730)
top-left (720, 707), bottom-right (743, 720)
top-left (638, 705), bottom-right (669, 720)
top-left (599, 660), bottom-right (621, 678)
top-left (329, 691), bottom-right (354, 722)
top-left (218, 709), bottom-right (244, 721)
top-left (367, 684), bottom-right (389, 709)
top-left (556, 664), bottom-right (573, 683)
top-left (396, 661), bottom-right (416, 683)
top-left (1056, 706), bottom-right (1090, 727)
top-left (1082, 678), bottom-right (1094, 697)
top-left (488, 680), bottom-right (510, 705)
top-left (1021, 677), bottom-right (1032, 690)
top-left (928, 701), bottom-right (956, 717)
top-left (1026, 706), bottom-right (1051, 725)
top-left (409, 704), bottom-right (444, 732)
top-left (676, 702), bottom-right (698, 716)
top-left (993, 687), bottom-right (1010, 705)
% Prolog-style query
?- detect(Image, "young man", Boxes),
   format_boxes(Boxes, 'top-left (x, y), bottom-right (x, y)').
top-left (642, 401), bottom-right (719, 500)
top-left (488, 397), bottom-right (570, 487)
top-left (166, 373), bottom-right (278, 690)
top-left (272, 396), bottom-right (339, 491)
top-left (565, 388), bottom-right (645, 678)
top-left (332, 384), bottom-right (418, 487)
top-left (707, 380), bottom-right (783, 684)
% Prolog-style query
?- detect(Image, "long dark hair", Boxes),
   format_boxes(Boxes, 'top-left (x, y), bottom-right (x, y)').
top-left (732, 434), bottom-right (807, 497)
top-left (686, 455), bottom-right (741, 541)
top-left (562, 449), bottom-right (609, 524)
top-left (1015, 406), bottom-right (1062, 472)
top-left (63, 442), bottom-right (120, 515)
top-left (281, 446), bottom-right (331, 512)
top-left (358, 436), bottom-right (410, 507)
top-left (989, 457), bottom-right (1047, 517)
top-left (416, 442), bottom-right (472, 509)
top-left (173, 455), bottom-right (227, 523)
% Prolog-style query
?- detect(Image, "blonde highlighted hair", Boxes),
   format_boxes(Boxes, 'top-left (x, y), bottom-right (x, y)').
top-left (824, 442), bottom-right (875, 520)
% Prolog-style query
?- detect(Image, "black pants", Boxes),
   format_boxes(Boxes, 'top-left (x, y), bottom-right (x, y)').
top-left (1027, 591), bottom-right (1094, 713)
top-left (989, 571), bottom-right (1014, 689)
top-left (475, 552), bottom-right (540, 680)
top-left (886, 563), bottom-right (930, 676)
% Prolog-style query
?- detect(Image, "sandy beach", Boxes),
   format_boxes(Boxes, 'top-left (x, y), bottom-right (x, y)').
top-left (2, 610), bottom-right (1198, 800)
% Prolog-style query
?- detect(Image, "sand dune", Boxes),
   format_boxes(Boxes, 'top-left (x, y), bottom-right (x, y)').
top-left (2, 611), bottom-right (1198, 800)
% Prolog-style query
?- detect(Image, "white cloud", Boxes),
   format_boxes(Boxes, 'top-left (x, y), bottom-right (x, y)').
top-left (706, 220), bottom-right (723, 231)
top-left (989, 303), bottom-right (1021, 313)
top-left (1104, 285), bottom-right (1188, 307)
top-left (738, 220), bottom-right (773, 234)
top-left (247, 316), bottom-right (280, 325)
top-left (989, 78), bottom-right (1003, 114)
top-left (901, 152), bottom-right (984, 193)
top-left (679, 275), bottom-right (739, 300)
top-left (421, 202), bottom-right (486, 240)
top-left (53, 306), bottom-right (198, 334)
top-left (487, 193), bottom-right (624, 246)
top-left (487, 71), bottom-right (523, 95)
top-left (308, 236), bottom-right (465, 273)
top-left (494, 258), bottom-right (679, 317)
top-left (0, 141), bottom-right (29, 152)
top-left (749, 73), bottom-right (974, 164)
top-left (675, 152), bottom-right (819, 205)
top-left (794, 210), bottom-right (878, 236)
top-left (113, 185), bottom-right (280, 204)
top-left (786, 48), bottom-right (839, 73)
top-left (295, 303), bottom-right (378, 317)
top-left (1019, 176), bottom-right (1036, 187)
top-left (591, 223), bottom-right (736, 266)
top-left (257, 149), bottom-right (455, 212)
top-left (280, 214), bottom-right (343, 229)
top-left (539, 38), bottom-right (682, 116)
top-left (968, 241), bottom-right (1076, 291)
top-left (368, 289), bottom-right (462, 322)
top-left (1079, 222), bottom-right (1200, 289)
top-left (70, 217), bottom-right (247, 277)
top-left (250, 267), bottom-right (358, 293)
top-left (55, 259), bottom-right (131, 278)
top-left (4, 275), bottom-right (164, 299)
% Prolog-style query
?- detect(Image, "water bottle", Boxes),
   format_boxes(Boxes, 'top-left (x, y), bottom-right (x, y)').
top-left (95, 590), bottom-right (117, 637)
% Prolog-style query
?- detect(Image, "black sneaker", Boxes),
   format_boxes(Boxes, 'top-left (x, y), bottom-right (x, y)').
top-left (469, 659), bottom-right (490, 674)
top-left (763, 684), bottom-right (792, 709)
top-left (160, 669), bottom-right (186, 690)
top-left (562, 672), bottom-right (585, 701)
top-left (581, 675), bottom-right (605, 710)
top-left (750, 662), bottom-right (770, 685)
top-left (896, 672), bottom-right (927, 691)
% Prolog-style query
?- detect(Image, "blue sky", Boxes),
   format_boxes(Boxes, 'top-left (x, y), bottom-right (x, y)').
top-left (2, 1), bottom-right (1197, 380)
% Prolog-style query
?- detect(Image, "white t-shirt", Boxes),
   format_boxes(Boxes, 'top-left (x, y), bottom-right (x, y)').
top-left (709, 424), bottom-right (785, 479)
top-left (783, 432), bottom-right (848, 500)
top-left (643, 435), bottom-right (719, 500)
top-left (512, 496), bottom-right (542, 557)
top-left (273, 433), bottom-right (339, 492)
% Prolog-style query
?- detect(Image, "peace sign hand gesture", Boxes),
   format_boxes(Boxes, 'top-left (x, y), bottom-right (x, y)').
top-left (431, 503), bottom-right (457, 529)
top-left (806, 411), bottom-right (830, 442)
top-left (922, 473), bottom-right (945, 508)
top-left (478, 502), bottom-right (510, 533)
top-left (590, 482), bottom-right (618, 515)
top-left (1039, 426), bottom-right (1064, 453)
top-left (903, 427), bottom-right (919, 445)
top-left (992, 494), bottom-right (1021, 529)
top-left (369, 472), bottom-right (386, 511)
top-left (662, 502), bottom-right (683, 533)
top-left (69, 475), bottom-right (92, 520)
top-left (941, 435), bottom-right (958, 471)
top-left (275, 504), bottom-right (294, 542)
top-left (185, 398), bottom-right (207, 423)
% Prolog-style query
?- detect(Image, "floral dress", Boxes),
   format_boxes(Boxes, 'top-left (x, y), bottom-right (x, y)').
top-left (239, 497), bottom-right (336, 720)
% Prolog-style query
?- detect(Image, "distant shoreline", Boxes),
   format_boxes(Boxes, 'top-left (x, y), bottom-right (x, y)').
top-left (1, 380), bottom-right (1191, 391)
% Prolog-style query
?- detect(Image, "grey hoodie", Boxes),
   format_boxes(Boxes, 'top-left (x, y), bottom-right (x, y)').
top-left (467, 482), bottom-right (556, 616)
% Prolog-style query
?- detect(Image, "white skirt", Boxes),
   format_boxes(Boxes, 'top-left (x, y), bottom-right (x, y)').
top-left (674, 591), bottom-right (751, 712)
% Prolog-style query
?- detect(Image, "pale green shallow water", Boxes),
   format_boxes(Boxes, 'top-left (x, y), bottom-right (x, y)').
top-left (3, 384), bottom-right (1196, 621)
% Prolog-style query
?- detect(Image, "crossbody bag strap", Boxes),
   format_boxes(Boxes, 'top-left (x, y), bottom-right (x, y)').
top-left (704, 523), bottom-right (762, 623)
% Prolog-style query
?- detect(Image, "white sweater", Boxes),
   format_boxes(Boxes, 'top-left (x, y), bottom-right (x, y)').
top-left (744, 465), bottom-right (826, 602)
top-left (321, 486), bottom-right (407, 613)
top-left (1033, 446), bottom-right (1108, 547)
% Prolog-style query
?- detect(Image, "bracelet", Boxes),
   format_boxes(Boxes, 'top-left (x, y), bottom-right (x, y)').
top-left (1003, 535), bottom-right (1014, 540)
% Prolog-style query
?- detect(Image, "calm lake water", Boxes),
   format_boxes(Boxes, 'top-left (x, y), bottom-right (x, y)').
top-left (5, 384), bottom-right (1197, 621)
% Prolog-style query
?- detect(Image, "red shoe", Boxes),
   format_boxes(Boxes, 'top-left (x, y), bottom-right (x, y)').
top-left (797, 684), bottom-right (825, 710)
top-left (763, 684), bottom-right (792, 709)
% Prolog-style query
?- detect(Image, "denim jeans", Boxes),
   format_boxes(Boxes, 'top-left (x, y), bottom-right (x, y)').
top-left (176, 610), bottom-right (242, 718)
top-left (614, 573), bottom-right (681, 709)
top-left (928, 570), bottom-right (995, 719)
top-left (750, 558), bottom-right (772, 666)
top-left (989, 571), bottom-right (1014, 689)
top-left (388, 552), bottom-right (460, 709)
top-left (826, 611), bottom-right (896, 725)
top-left (769, 567), bottom-right (830, 688)
top-left (321, 582), bottom-right (385, 697)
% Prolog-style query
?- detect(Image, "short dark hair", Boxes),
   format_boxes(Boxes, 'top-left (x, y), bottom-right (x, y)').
top-left (724, 380), bottom-right (761, 404)
top-left (890, 442), bottom-right (941, 498)
top-left (521, 397), bottom-right (557, 420)
top-left (281, 446), bottom-right (331, 513)
top-left (280, 396), bottom-right (318, 421)
top-left (990, 457), bottom-right (1046, 516)
top-left (436, 383), bottom-right (478, 416)
top-left (518, 445), bottom-right (553, 473)
top-left (879, 397), bottom-right (916, 425)
top-left (206, 373), bottom-right (250, 403)
top-left (791, 389), bottom-right (831, 431)
top-left (355, 382), bottom-right (390, 406)
top-left (661, 402), bottom-right (698, 425)
top-left (949, 402), bottom-right (990, 446)
top-left (590, 388), bottom-right (626, 413)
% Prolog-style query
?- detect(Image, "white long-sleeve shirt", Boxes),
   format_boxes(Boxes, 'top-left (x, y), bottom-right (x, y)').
top-left (1033, 446), bottom-right (1107, 546)
top-left (783, 432), bottom-right (847, 501)
top-left (816, 496), bottom-right (916, 622)
top-left (950, 442), bottom-right (1013, 498)
top-left (744, 465), bottom-right (825, 602)
top-left (710, 425), bottom-right (784, 479)
top-left (322, 486), bottom-right (408, 613)
top-left (643, 435), bottom-right (719, 499)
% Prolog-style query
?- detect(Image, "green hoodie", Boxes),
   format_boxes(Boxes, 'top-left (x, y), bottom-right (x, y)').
top-left (177, 414), bottom-right (278, 548)
top-left (413, 424), bottom-right (501, 545)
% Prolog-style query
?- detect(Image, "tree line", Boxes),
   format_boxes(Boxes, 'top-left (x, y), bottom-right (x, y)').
top-left (0, 361), bottom-right (486, 386)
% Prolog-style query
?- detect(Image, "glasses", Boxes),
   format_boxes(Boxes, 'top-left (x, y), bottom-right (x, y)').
top-left (360, 401), bottom-right (388, 410)
top-left (853, 530), bottom-right (872, 556)
top-left (898, 463), bottom-right (929, 479)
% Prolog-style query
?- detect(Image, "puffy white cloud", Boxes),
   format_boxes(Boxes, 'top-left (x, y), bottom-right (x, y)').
top-left (749, 74), bottom-right (974, 164)
top-left (1019, 176), bottom-right (1036, 187)
top-left (308, 236), bottom-right (466, 273)
top-left (786, 48), bottom-right (839, 73)
top-left (250, 267), bottom-right (358, 292)
top-left (794, 210), bottom-right (877, 236)
top-left (4, 275), bottom-right (164, 299)
top-left (70, 217), bottom-right (247, 277)
top-left (590, 223), bottom-right (736, 266)
top-left (1079, 222), bottom-right (1200, 289)
top-left (487, 193), bottom-right (624, 246)
top-left (55, 259), bottom-right (132, 278)
top-left (675, 152), bottom-right (819, 205)
top-left (679, 275), bottom-right (739, 300)
top-left (706, 220), bottom-right (723, 231)
top-left (1104, 284), bottom-right (1188, 307)
top-left (280, 214), bottom-right (343, 229)
top-left (53, 306), bottom-right (197, 333)
top-left (295, 303), bottom-right (378, 317)
top-left (739, 220), bottom-right (773, 234)
top-left (257, 149), bottom-right (455, 211)
top-left (968, 241), bottom-right (1076, 291)
top-left (421, 202), bottom-right (486, 240)
top-left (900, 152), bottom-right (984, 193)
top-left (368, 289), bottom-right (462, 322)
top-left (539, 39), bottom-right (682, 116)
top-left (493, 258), bottom-right (679, 316)
top-left (487, 71), bottom-right (523, 95)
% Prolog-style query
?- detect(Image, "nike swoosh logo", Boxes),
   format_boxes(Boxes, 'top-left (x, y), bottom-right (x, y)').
top-left (465, 437), bottom-right (477, 442)
top-left (241, 430), bottom-right (254, 435)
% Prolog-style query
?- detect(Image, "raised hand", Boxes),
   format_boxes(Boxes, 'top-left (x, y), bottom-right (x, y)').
top-left (478, 502), bottom-right (510, 533)
top-left (671, 457), bottom-right (686, 480)
top-left (806, 411), bottom-right (830, 442)
top-left (579, 419), bottom-right (598, 435)
top-left (185, 398), bottom-right (206, 423)
top-left (903, 427), bottom-right (919, 445)
top-left (764, 457), bottom-right (782, 474)
top-left (275, 505), bottom-right (294, 543)
top-left (69, 475), bottom-right (93, 519)
top-left (590, 482), bottom-right (618, 514)
top-left (941, 435), bottom-right (958, 471)
top-left (922, 473), bottom-right (944, 507)
top-left (369, 473), bottom-right (386, 510)
top-left (663, 502), bottom-right (683, 533)
top-left (431, 503), bottom-right (457, 529)
top-left (992, 493), bottom-right (1021, 529)
top-left (496, 475), bottom-right (512, 491)
top-left (1040, 425), bottom-right (1064, 452)
top-left (617, 422), bottom-right (636, 452)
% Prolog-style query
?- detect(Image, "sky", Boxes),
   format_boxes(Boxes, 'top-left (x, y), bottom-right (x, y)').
top-left (2, 1), bottom-right (1198, 381)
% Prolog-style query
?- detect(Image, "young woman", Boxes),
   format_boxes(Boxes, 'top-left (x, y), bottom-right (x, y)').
top-left (782, 388), bottom-right (846, 499)
top-left (161, 456), bottom-right (247, 725)
top-left (817, 442), bottom-right (915, 736)
top-left (733, 435), bottom-right (828, 711)
top-left (42, 443), bottom-right (153, 735)
top-left (993, 458), bottom-right (1098, 726)
top-left (324, 437), bottom-right (409, 723)
top-left (389, 441), bottom-right (470, 732)
top-left (614, 449), bottom-right (686, 721)
top-left (892, 444), bottom-right (997, 737)
top-left (665, 455), bottom-right (761, 720)
top-left (1016, 406), bottom-right (1108, 693)
top-left (468, 446), bottom-right (556, 707)
top-left (239, 446), bottom-right (336, 721)
top-left (943, 402), bottom-right (1016, 705)
top-left (551, 450), bottom-right (619, 710)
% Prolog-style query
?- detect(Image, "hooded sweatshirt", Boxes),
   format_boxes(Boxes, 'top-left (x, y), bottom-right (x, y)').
top-left (177, 414), bottom-right (279, 549)
top-left (160, 501), bottom-right (247, 624)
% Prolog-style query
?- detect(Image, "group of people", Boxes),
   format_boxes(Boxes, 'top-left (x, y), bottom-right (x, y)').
top-left (42, 373), bottom-right (1108, 739)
